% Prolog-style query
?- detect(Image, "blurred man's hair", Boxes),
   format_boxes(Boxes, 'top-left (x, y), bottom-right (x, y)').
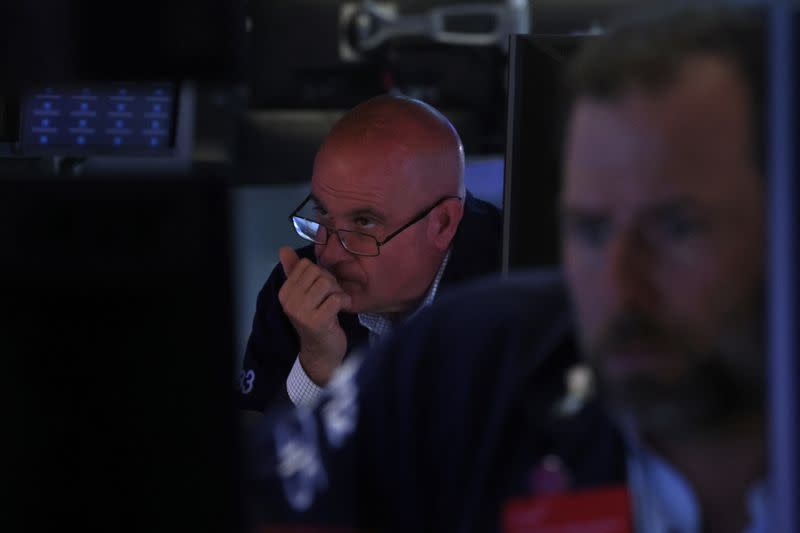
top-left (567, 4), bottom-right (766, 172)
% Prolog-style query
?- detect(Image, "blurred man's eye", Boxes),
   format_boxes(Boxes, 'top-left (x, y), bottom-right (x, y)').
top-left (653, 214), bottom-right (705, 243)
top-left (566, 217), bottom-right (610, 248)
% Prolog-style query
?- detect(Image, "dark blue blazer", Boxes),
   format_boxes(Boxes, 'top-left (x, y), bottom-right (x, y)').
top-left (239, 192), bottom-right (503, 411)
top-left (245, 273), bottom-right (628, 533)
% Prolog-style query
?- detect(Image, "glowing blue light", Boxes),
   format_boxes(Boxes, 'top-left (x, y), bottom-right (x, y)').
top-left (41, 119), bottom-right (49, 127)
top-left (80, 102), bottom-right (88, 111)
top-left (113, 137), bottom-right (122, 145)
top-left (79, 119), bottom-right (87, 127)
top-left (117, 103), bottom-right (125, 112)
top-left (150, 137), bottom-right (158, 146)
top-left (76, 136), bottom-right (85, 145)
top-left (39, 135), bottom-right (48, 144)
top-left (152, 120), bottom-right (159, 128)
top-left (116, 120), bottom-right (124, 129)
top-left (154, 104), bottom-right (161, 112)
top-left (43, 101), bottom-right (52, 110)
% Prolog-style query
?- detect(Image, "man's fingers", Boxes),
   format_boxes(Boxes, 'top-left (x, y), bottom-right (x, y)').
top-left (305, 276), bottom-right (345, 308)
top-left (314, 292), bottom-right (351, 325)
top-left (278, 248), bottom-right (348, 319)
top-left (280, 260), bottom-right (348, 316)
top-left (279, 246), bottom-right (301, 277)
top-left (278, 255), bottom-right (314, 308)
top-left (283, 257), bottom-right (316, 295)
top-left (292, 258), bottom-right (337, 294)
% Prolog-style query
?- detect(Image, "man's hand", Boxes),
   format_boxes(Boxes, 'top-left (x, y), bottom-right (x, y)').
top-left (278, 247), bottom-right (351, 386)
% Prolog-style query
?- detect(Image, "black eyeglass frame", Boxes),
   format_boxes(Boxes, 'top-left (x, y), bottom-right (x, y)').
top-left (288, 194), bottom-right (463, 257)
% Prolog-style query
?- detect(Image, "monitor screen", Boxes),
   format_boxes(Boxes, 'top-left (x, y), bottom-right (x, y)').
top-left (0, 177), bottom-right (241, 531)
top-left (20, 83), bottom-right (176, 155)
top-left (502, 34), bottom-right (585, 272)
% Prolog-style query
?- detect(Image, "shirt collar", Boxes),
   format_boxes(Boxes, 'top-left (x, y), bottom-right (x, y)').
top-left (620, 417), bottom-right (769, 533)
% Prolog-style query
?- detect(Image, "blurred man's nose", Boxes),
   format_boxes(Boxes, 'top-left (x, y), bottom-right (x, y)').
top-left (602, 230), bottom-right (658, 315)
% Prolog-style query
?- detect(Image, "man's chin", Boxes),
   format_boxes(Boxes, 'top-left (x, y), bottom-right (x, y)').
top-left (340, 292), bottom-right (370, 315)
top-left (344, 297), bottom-right (399, 316)
top-left (603, 376), bottom-right (692, 435)
top-left (599, 358), bottom-right (689, 408)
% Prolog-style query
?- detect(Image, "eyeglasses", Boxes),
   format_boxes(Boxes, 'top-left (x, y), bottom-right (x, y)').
top-left (288, 195), bottom-right (462, 257)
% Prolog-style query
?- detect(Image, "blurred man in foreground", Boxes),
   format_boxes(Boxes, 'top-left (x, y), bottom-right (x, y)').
top-left (239, 95), bottom-right (502, 410)
top-left (248, 7), bottom-right (768, 533)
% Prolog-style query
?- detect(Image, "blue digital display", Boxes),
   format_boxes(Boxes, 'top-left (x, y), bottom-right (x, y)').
top-left (21, 83), bottom-right (175, 154)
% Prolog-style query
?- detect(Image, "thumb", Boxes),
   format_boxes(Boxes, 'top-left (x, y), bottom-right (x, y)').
top-left (279, 246), bottom-right (300, 277)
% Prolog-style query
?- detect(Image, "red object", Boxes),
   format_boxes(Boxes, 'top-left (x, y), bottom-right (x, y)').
top-left (503, 485), bottom-right (633, 533)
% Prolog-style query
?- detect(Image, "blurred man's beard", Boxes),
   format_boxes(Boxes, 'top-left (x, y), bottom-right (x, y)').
top-left (583, 309), bottom-right (764, 439)
top-left (601, 358), bottom-right (764, 437)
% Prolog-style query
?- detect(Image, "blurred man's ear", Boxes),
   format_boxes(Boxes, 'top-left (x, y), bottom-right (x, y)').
top-left (428, 198), bottom-right (464, 251)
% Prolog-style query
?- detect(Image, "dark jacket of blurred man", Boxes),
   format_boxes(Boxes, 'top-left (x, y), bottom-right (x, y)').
top-left (247, 7), bottom-right (768, 533)
top-left (238, 96), bottom-right (502, 411)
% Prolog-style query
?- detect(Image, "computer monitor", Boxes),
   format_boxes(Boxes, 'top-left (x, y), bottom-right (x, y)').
top-left (0, 177), bottom-right (242, 531)
top-left (19, 83), bottom-right (177, 156)
top-left (502, 34), bottom-right (585, 273)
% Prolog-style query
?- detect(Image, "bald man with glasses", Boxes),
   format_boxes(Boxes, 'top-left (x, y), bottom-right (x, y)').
top-left (239, 95), bottom-right (502, 411)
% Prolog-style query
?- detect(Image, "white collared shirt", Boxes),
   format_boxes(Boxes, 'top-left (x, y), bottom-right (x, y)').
top-left (286, 251), bottom-right (451, 406)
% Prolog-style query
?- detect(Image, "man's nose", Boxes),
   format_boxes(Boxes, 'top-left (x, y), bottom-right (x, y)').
top-left (603, 231), bottom-right (658, 314)
top-left (316, 230), bottom-right (352, 266)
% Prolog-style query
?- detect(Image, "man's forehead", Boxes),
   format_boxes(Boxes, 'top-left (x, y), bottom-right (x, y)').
top-left (311, 138), bottom-right (429, 216)
top-left (309, 180), bottom-right (389, 215)
top-left (562, 99), bottom-right (681, 207)
top-left (562, 55), bottom-right (756, 207)
top-left (312, 141), bottom-right (393, 199)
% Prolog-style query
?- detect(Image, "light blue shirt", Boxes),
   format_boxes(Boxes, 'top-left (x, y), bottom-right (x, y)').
top-left (624, 427), bottom-right (769, 533)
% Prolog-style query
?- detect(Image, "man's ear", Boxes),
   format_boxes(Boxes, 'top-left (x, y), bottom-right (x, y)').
top-left (428, 199), bottom-right (464, 251)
